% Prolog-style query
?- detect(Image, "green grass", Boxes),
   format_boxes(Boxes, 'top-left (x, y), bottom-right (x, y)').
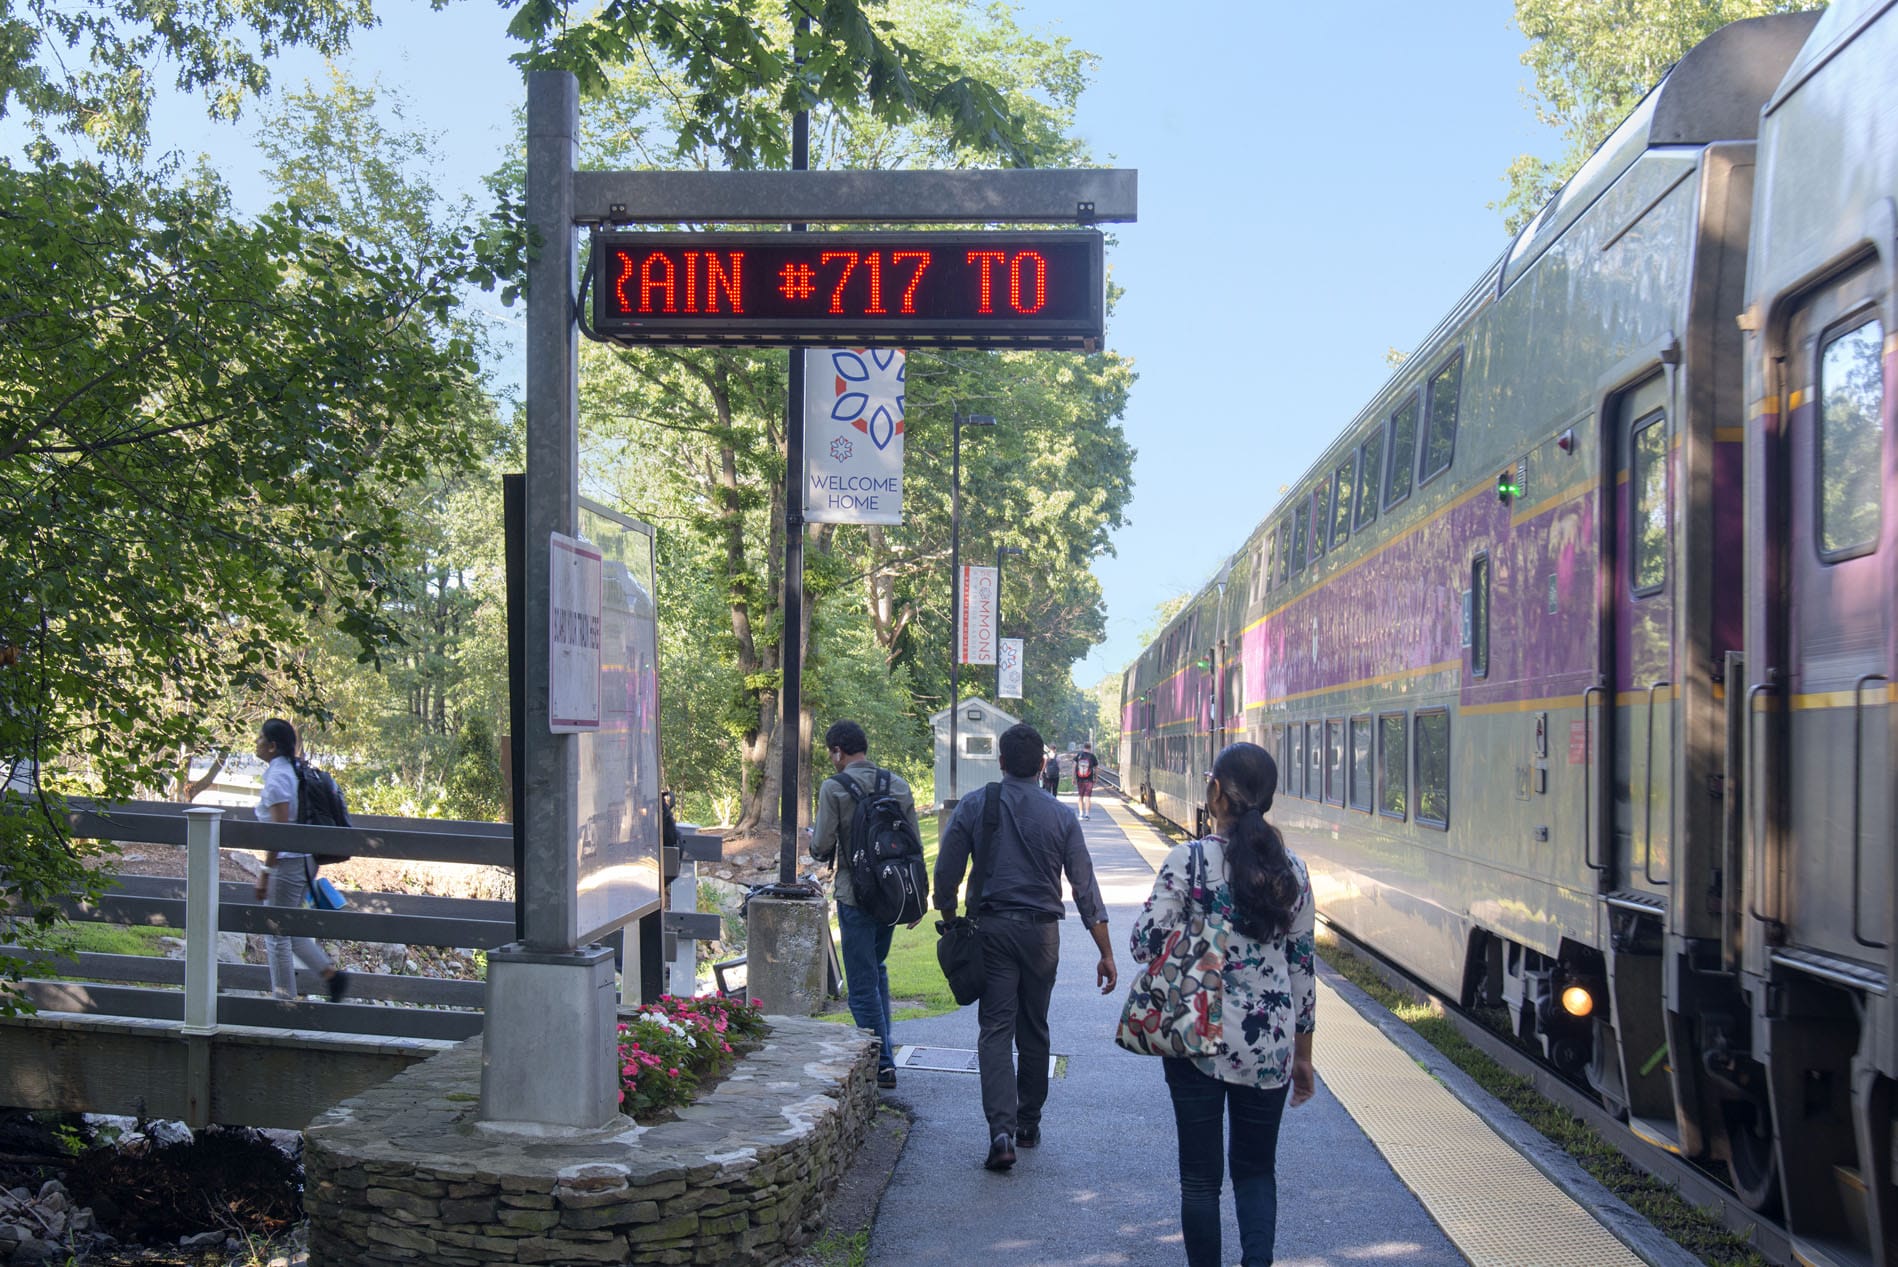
top-left (802, 1229), bottom-right (870, 1267)
top-left (46, 922), bottom-right (174, 957)
top-left (1317, 930), bottom-right (1770, 1267)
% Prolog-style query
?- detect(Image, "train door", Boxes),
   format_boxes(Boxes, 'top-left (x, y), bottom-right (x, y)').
top-left (1611, 374), bottom-right (1677, 901)
top-left (1754, 261), bottom-right (1897, 1267)
top-left (1779, 267), bottom-right (1892, 965)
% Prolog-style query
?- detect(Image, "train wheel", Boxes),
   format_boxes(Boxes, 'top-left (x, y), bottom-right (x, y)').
top-left (1723, 1100), bottom-right (1782, 1214)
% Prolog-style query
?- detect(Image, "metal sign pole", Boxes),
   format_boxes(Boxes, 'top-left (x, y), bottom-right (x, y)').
top-left (778, 95), bottom-right (810, 886)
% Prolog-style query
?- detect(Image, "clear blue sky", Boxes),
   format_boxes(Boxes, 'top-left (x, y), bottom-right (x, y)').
top-left (81, 0), bottom-right (1562, 692)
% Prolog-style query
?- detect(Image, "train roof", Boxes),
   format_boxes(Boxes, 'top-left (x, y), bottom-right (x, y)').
top-left (1766, 0), bottom-right (1887, 116)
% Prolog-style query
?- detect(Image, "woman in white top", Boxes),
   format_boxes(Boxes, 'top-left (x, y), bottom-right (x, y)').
top-left (1129, 741), bottom-right (1315, 1267)
top-left (253, 718), bottom-right (349, 1002)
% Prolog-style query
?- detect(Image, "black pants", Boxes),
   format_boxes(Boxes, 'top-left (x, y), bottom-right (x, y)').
top-left (976, 915), bottom-right (1060, 1139)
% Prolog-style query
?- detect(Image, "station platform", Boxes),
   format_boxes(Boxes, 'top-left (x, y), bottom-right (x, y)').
top-left (867, 793), bottom-right (1691, 1267)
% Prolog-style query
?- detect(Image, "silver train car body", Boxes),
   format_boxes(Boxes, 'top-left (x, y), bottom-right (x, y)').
top-left (1119, 7), bottom-right (1898, 1264)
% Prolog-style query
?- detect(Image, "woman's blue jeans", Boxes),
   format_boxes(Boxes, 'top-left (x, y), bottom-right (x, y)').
top-left (835, 900), bottom-right (895, 1071)
top-left (1163, 1057), bottom-right (1290, 1267)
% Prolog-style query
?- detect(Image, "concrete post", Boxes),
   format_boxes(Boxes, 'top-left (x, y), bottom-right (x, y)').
top-left (181, 807), bottom-right (223, 1034)
top-left (480, 68), bottom-right (622, 1131)
top-left (745, 897), bottom-right (830, 1016)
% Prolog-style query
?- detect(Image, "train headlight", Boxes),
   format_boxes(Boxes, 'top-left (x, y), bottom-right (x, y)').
top-left (1560, 984), bottom-right (1595, 1018)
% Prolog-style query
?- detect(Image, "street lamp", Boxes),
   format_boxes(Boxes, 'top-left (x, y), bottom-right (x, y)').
top-left (948, 409), bottom-right (996, 809)
top-left (996, 543), bottom-right (1024, 699)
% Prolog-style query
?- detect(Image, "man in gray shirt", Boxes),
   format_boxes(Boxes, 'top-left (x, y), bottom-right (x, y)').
top-left (935, 722), bottom-right (1117, 1171)
top-left (810, 720), bottom-right (920, 1089)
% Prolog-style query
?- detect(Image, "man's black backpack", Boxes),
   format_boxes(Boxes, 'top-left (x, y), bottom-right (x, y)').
top-left (1073, 750), bottom-right (1095, 780)
top-left (294, 759), bottom-right (353, 867)
top-left (837, 767), bottom-right (928, 927)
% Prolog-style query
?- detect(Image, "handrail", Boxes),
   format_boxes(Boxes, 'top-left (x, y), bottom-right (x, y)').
top-left (1851, 673), bottom-right (1890, 949)
top-left (1746, 681), bottom-right (1779, 928)
top-left (1582, 684), bottom-right (1608, 872)
top-left (1643, 679), bottom-right (1672, 885)
top-left (1720, 651), bottom-right (1745, 974)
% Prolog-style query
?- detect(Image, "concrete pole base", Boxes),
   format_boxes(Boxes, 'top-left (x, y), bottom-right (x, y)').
top-left (479, 942), bottom-right (623, 1130)
top-left (745, 896), bottom-right (832, 1017)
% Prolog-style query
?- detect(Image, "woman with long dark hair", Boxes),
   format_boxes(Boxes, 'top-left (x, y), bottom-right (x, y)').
top-left (1129, 741), bottom-right (1315, 1267)
top-left (252, 718), bottom-right (349, 1002)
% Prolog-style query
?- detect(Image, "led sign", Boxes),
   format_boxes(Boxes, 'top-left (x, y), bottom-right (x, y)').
top-left (589, 230), bottom-right (1104, 350)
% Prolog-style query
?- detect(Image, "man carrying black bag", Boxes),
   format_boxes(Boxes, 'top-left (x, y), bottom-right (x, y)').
top-left (934, 723), bottom-right (1117, 1172)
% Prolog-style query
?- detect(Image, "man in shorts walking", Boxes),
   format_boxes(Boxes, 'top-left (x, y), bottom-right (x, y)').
top-left (1072, 742), bottom-right (1097, 820)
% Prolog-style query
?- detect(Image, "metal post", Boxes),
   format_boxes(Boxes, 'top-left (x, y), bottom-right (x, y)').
top-left (948, 411), bottom-right (963, 808)
top-left (181, 807), bottom-right (223, 1034)
top-left (777, 57), bottom-right (811, 886)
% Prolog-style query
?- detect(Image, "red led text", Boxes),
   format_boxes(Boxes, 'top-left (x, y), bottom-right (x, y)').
top-left (617, 250), bottom-right (745, 314)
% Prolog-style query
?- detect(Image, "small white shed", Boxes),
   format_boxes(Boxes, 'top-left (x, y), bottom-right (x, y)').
top-left (929, 697), bottom-right (1022, 807)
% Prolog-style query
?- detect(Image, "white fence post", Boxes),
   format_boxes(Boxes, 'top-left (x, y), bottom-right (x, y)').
top-left (181, 806), bottom-right (224, 1034)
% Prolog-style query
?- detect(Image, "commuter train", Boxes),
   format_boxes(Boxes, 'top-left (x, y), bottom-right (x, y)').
top-left (1119, 6), bottom-right (1898, 1264)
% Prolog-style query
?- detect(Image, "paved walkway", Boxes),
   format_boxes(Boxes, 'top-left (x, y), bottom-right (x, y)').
top-left (868, 795), bottom-right (1469, 1267)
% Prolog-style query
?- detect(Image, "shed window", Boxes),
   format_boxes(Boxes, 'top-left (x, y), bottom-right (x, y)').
top-left (1377, 713), bottom-right (1406, 819)
top-left (1421, 354), bottom-right (1462, 484)
top-left (965, 735), bottom-right (994, 756)
top-left (1348, 716), bottom-right (1373, 811)
top-left (1416, 710), bottom-right (1450, 828)
top-left (1355, 433), bottom-right (1382, 530)
top-left (1631, 413), bottom-right (1668, 594)
top-left (1819, 317), bottom-right (1885, 560)
top-left (1330, 458), bottom-right (1355, 548)
top-left (1385, 395), bottom-right (1419, 507)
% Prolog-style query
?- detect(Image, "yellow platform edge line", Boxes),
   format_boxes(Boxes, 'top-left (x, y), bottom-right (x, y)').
top-left (1313, 976), bottom-right (1650, 1267)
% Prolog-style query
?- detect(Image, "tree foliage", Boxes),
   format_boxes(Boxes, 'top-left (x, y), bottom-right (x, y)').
top-left (1498, 0), bottom-right (1823, 232)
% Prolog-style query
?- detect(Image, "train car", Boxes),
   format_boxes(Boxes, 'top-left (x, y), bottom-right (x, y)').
top-left (1121, 10), bottom-right (1898, 1264)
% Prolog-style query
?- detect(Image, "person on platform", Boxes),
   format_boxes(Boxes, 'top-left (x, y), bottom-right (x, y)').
top-left (251, 719), bottom-right (350, 1002)
top-left (1072, 741), bottom-right (1098, 819)
top-left (809, 719), bottom-right (920, 1090)
top-left (1040, 747), bottom-right (1061, 797)
top-left (1130, 741), bottom-right (1316, 1267)
top-left (935, 722), bottom-right (1117, 1171)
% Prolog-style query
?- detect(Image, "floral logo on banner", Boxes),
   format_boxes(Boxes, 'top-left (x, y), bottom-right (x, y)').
top-left (830, 435), bottom-right (854, 463)
top-left (828, 349), bottom-right (905, 450)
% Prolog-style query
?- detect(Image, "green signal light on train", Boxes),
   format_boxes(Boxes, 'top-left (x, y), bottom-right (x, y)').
top-left (1496, 472), bottom-right (1522, 503)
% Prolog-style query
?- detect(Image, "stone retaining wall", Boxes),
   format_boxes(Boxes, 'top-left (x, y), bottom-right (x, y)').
top-left (303, 1016), bottom-right (877, 1266)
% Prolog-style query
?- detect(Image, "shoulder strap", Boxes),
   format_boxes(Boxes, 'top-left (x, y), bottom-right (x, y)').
top-left (966, 783), bottom-right (1003, 916)
top-left (874, 767), bottom-right (891, 796)
top-left (834, 769), bottom-right (869, 803)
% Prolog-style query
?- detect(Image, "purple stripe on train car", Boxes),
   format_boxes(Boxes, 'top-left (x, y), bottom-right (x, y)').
top-left (1235, 484), bottom-right (1604, 710)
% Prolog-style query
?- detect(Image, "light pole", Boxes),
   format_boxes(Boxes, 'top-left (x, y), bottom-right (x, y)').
top-left (948, 408), bottom-right (995, 809)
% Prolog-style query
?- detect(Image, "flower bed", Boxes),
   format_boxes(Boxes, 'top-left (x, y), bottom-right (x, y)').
top-left (616, 994), bottom-right (767, 1120)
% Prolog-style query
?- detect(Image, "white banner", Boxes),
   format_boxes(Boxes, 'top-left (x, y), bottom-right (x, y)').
top-left (998, 637), bottom-right (1023, 698)
top-left (804, 348), bottom-right (906, 524)
top-left (960, 565), bottom-right (998, 665)
top-left (549, 532), bottom-right (602, 732)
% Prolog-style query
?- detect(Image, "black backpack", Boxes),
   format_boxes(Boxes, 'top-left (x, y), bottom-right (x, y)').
top-left (294, 758), bottom-right (353, 866)
top-left (1073, 751), bottom-right (1094, 779)
top-left (837, 768), bottom-right (928, 926)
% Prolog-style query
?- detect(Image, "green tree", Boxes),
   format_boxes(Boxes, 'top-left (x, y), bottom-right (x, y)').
top-left (1498, 0), bottom-right (1823, 232)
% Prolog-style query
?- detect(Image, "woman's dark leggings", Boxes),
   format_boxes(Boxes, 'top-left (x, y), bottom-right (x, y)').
top-left (1163, 1056), bottom-right (1290, 1267)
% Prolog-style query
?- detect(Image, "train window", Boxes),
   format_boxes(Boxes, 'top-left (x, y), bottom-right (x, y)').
top-left (1274, 517), bottom-right (1291, 587)
top-left (1289, 724), bottom-right (1306, 798)
top-left (1225, 661), bottom-right (1244, 720)
top-left (1310, 486), bottom-right (1329, 560)
top-left (1385, 395), bottom-right (1419, 508)
top-left (1355, 433), bottom-right (1381, 530)
top-left (1306, 720), bottom-right (1324, 803)
top-left (1421, 353), bottom-right (1462, 485)
top-left (1348, 716), bottom-right (1373, 811)
top-left (1330, 458), bottom-right (1354, 548)
top-left (1415, 709), bottom-right (1450, 829)
top-left (1377, 713), bottom-right (1407, 819)
top-left (1471, 553), bottom-right (1490, 679)
top-left (1818, 317), bottom-right (1886, 561)
top-left (1630, 413), bottom-right (1668, 595)
top-left (1324, 719), bottom-right (1345, 806)
top-left (1291, 503), bottom-right (1309, 575)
